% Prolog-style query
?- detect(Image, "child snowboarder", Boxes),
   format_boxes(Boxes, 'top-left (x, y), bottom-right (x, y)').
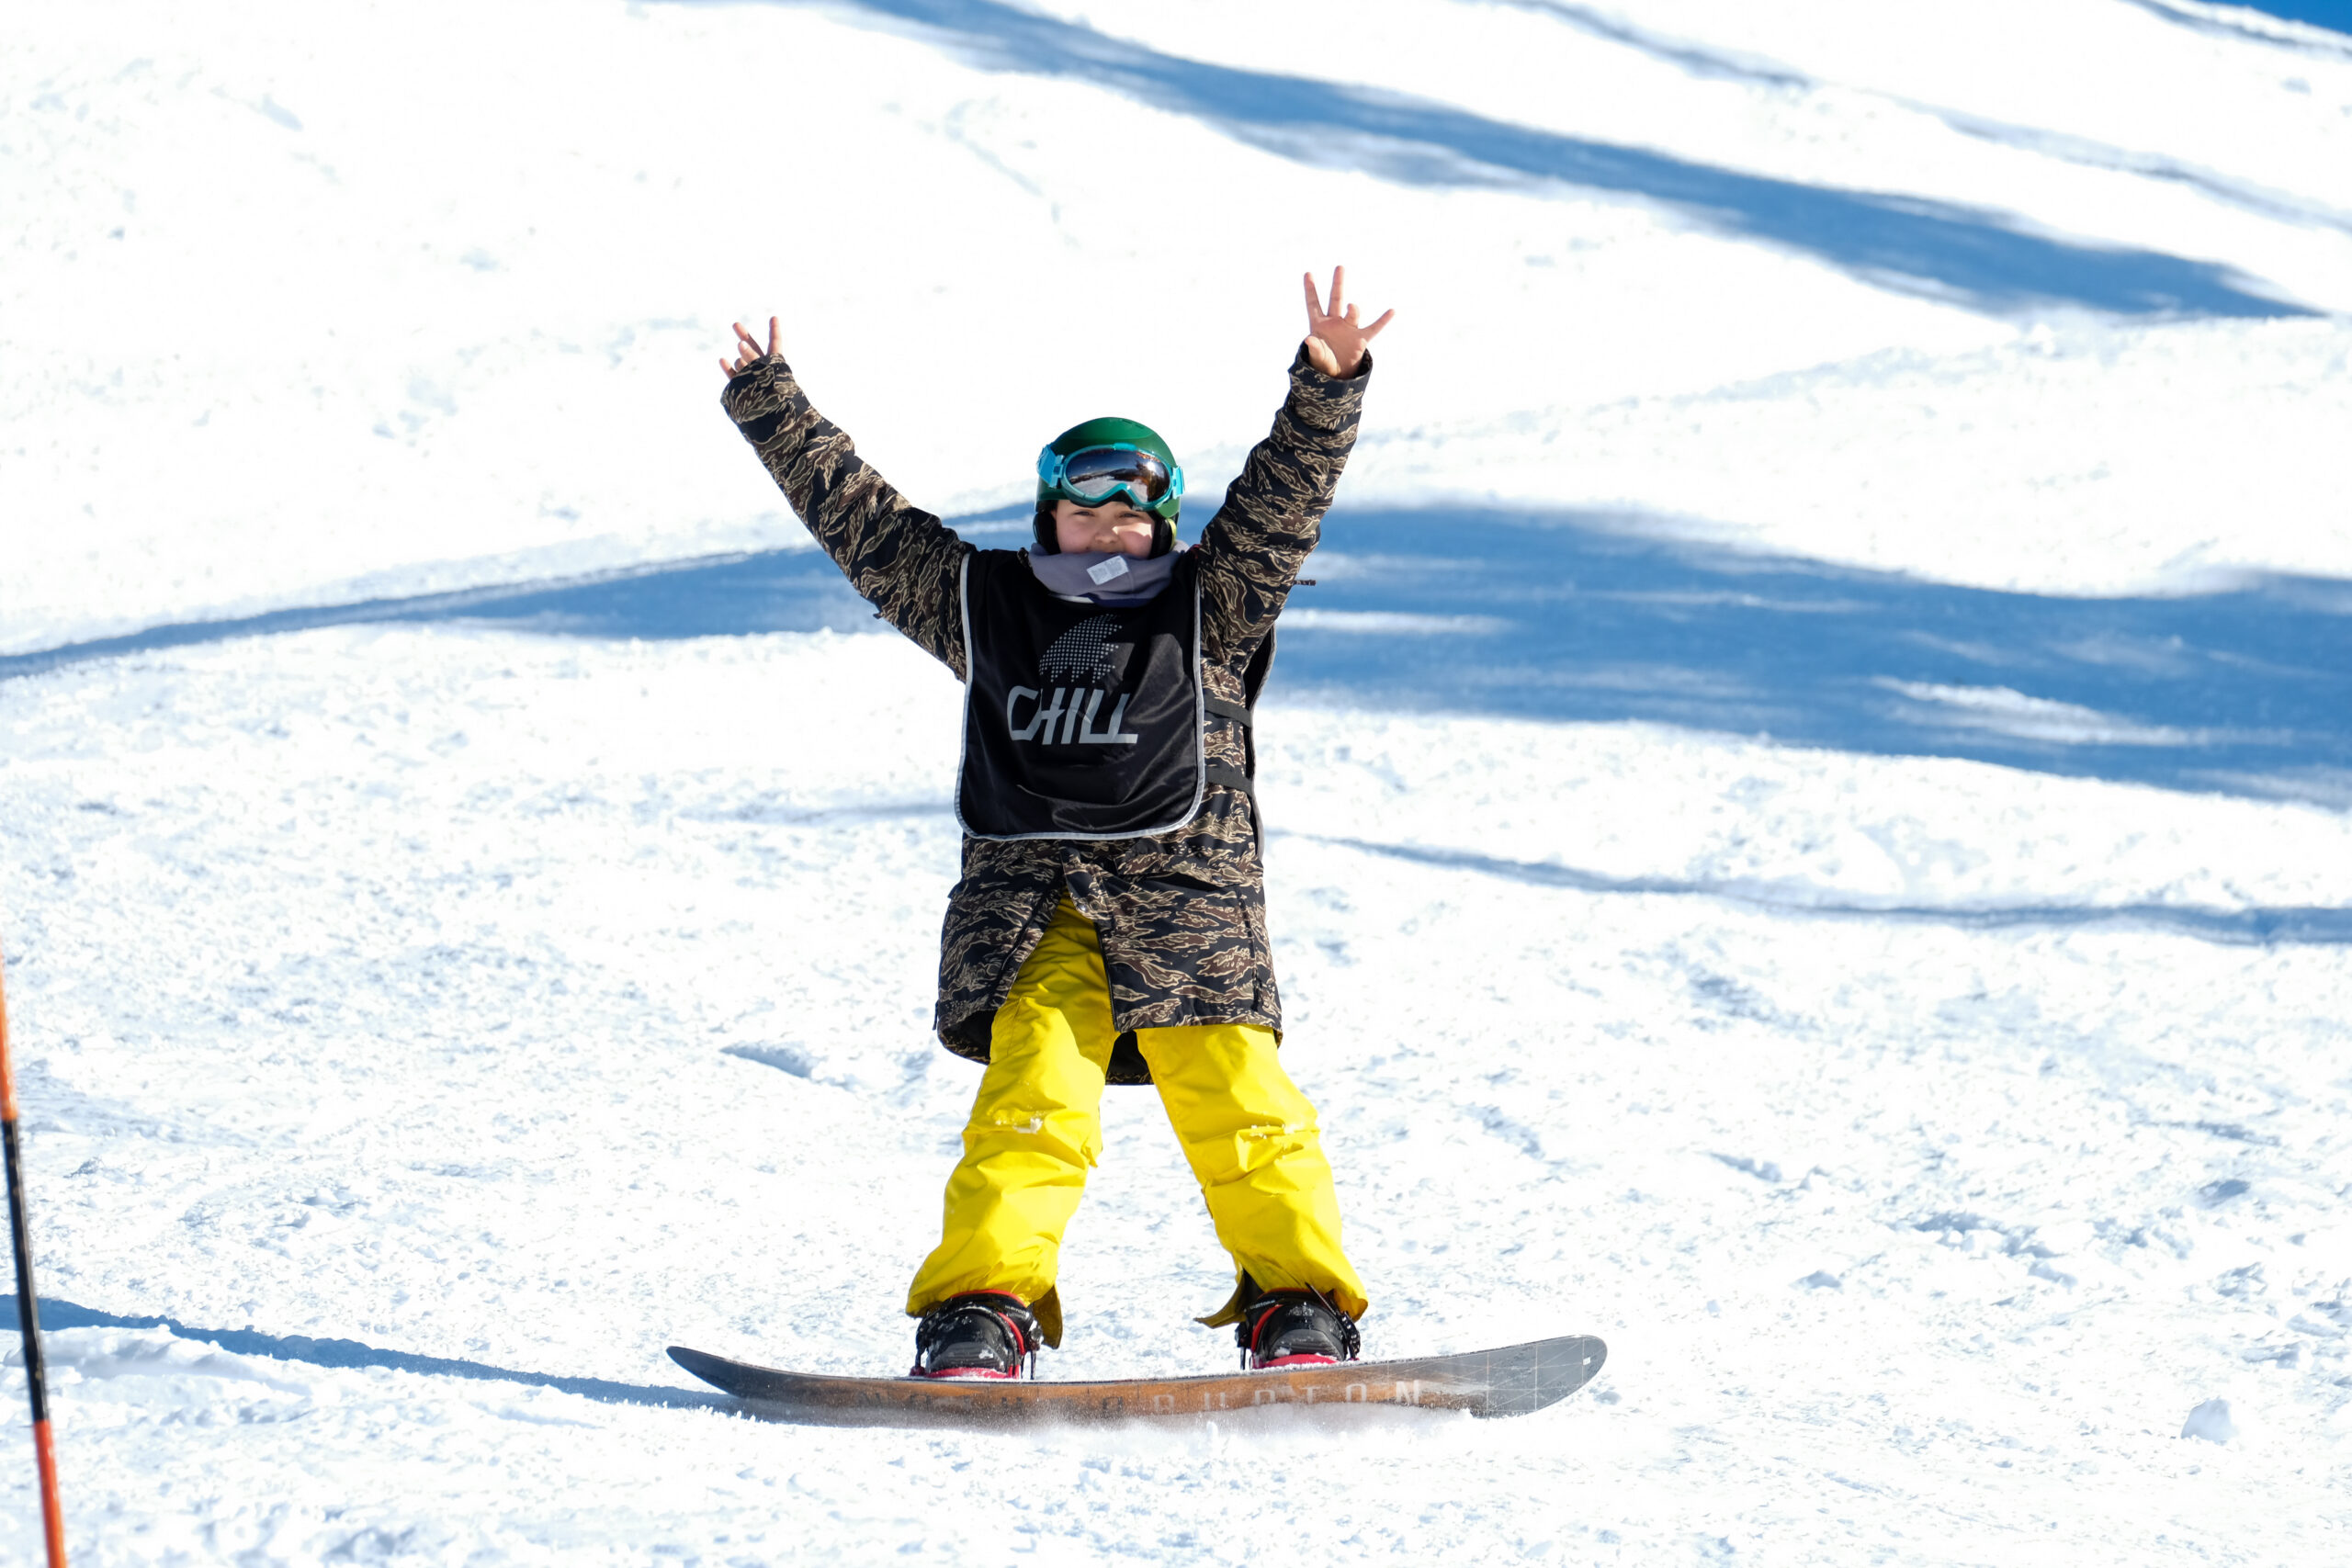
top-left (718, 268), bottom-right (1393, 1379)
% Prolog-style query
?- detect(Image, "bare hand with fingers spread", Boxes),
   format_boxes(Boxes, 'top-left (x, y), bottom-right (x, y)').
top-left (707, 268), bottom-right (1393, 1383)
top-left (719, 317), bottom-right (779, 379)
top-left (1301, 265), bottom-right (1394, 378)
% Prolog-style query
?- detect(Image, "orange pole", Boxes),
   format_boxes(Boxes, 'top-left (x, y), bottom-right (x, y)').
top-left (0, 949), bottom-right (68, 1568)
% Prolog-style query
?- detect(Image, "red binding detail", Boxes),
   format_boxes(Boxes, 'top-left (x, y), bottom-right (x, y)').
top-left (921, 1366), bottom-right (1021, 1380)
top-left (1245, 1299), bottom-right (1288, 1368)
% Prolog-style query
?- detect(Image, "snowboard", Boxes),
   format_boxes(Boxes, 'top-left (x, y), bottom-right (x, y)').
top-left (668, 1334), bottom-right (1606, 1427)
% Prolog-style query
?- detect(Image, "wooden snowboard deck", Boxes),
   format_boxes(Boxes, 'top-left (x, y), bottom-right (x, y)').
top-left (668, 1335), bottom-right (1606, 1427)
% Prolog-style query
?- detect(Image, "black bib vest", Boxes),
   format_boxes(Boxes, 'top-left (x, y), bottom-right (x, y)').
top-left (956, 550), bottom-right (1208, 840)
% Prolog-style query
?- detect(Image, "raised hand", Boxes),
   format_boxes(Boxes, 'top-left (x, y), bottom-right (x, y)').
top-left (719, 317), bottom-right (780, 378)
top-left (1302, 266), bottom-right (1393, 378)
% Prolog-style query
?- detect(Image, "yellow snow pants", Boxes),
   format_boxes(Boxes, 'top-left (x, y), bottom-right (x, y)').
top-left (907, 897), bottom-right (1366, 1342)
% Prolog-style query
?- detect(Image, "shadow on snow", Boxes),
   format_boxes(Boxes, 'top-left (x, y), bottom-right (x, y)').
top-left (11, 1295), bottom-right (729, 1414)
top-left (6, 505), bottom-right (2349, 812)
top-left (690, 0), bottom-right (2315, 318)
top-left (1501, 1), bottom-right (2352, 238)
top-left (1301, 836), bottom-right (2352, 945)
top-left (1274, 506), bottom-right (2352, 807)
top-left (2120, 0), bottom-right (2352, 55)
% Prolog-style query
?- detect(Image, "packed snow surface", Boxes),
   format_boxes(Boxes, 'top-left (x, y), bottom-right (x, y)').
top-left (4, 1), bottom-right (2351, 1563)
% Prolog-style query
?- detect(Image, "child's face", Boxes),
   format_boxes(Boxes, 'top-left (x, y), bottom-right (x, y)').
top-left (1053, 500), bottom-right (1158, 558)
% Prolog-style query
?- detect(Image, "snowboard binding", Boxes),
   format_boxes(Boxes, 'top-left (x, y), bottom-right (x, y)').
top-left (911, 1292), bottom-right (1042, 1380)
top-left (1237, 1284), bottom-right (1362, 1371)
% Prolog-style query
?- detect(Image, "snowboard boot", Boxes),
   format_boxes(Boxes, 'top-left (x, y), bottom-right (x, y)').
top-left (1236, 1284), bottom-right (1362, 1370)
top-left (910, 1292), bottom-right (1041, 1380)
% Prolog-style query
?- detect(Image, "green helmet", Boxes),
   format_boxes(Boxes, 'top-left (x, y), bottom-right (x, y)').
top-left (1035, 416), bottom-right (1184, 525)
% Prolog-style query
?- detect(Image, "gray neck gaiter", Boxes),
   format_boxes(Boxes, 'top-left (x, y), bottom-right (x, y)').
top-left (1026, 548), bottom-right (1181, 607)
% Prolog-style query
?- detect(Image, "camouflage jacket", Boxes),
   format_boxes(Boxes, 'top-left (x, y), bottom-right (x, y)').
top-left (721, 348), bottom-right (1368, 1084)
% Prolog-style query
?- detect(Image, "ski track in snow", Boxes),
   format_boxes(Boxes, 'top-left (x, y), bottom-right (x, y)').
top-left (2, 625), bottom-right (2349, 1563)
top-left (6, 0), bottom-right (2352, 1561)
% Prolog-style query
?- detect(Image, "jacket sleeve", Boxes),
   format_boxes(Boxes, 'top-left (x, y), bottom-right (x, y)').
top-left (1189, 346), bottom-right (1370, 667)
top-left (720, 356), bottom-right (971, 679)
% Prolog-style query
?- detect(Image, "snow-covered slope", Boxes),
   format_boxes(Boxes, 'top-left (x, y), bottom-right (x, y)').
top-left (6, 625), bottom-right (2350, 1562)
top-left (6, 0), bottom-right (2352, 655)
top-left (4, 2), bottom-right (2351, 1564)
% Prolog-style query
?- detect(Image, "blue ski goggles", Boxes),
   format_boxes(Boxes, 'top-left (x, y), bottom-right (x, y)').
top-left (1036, 443), bottom-right (1184, 517)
